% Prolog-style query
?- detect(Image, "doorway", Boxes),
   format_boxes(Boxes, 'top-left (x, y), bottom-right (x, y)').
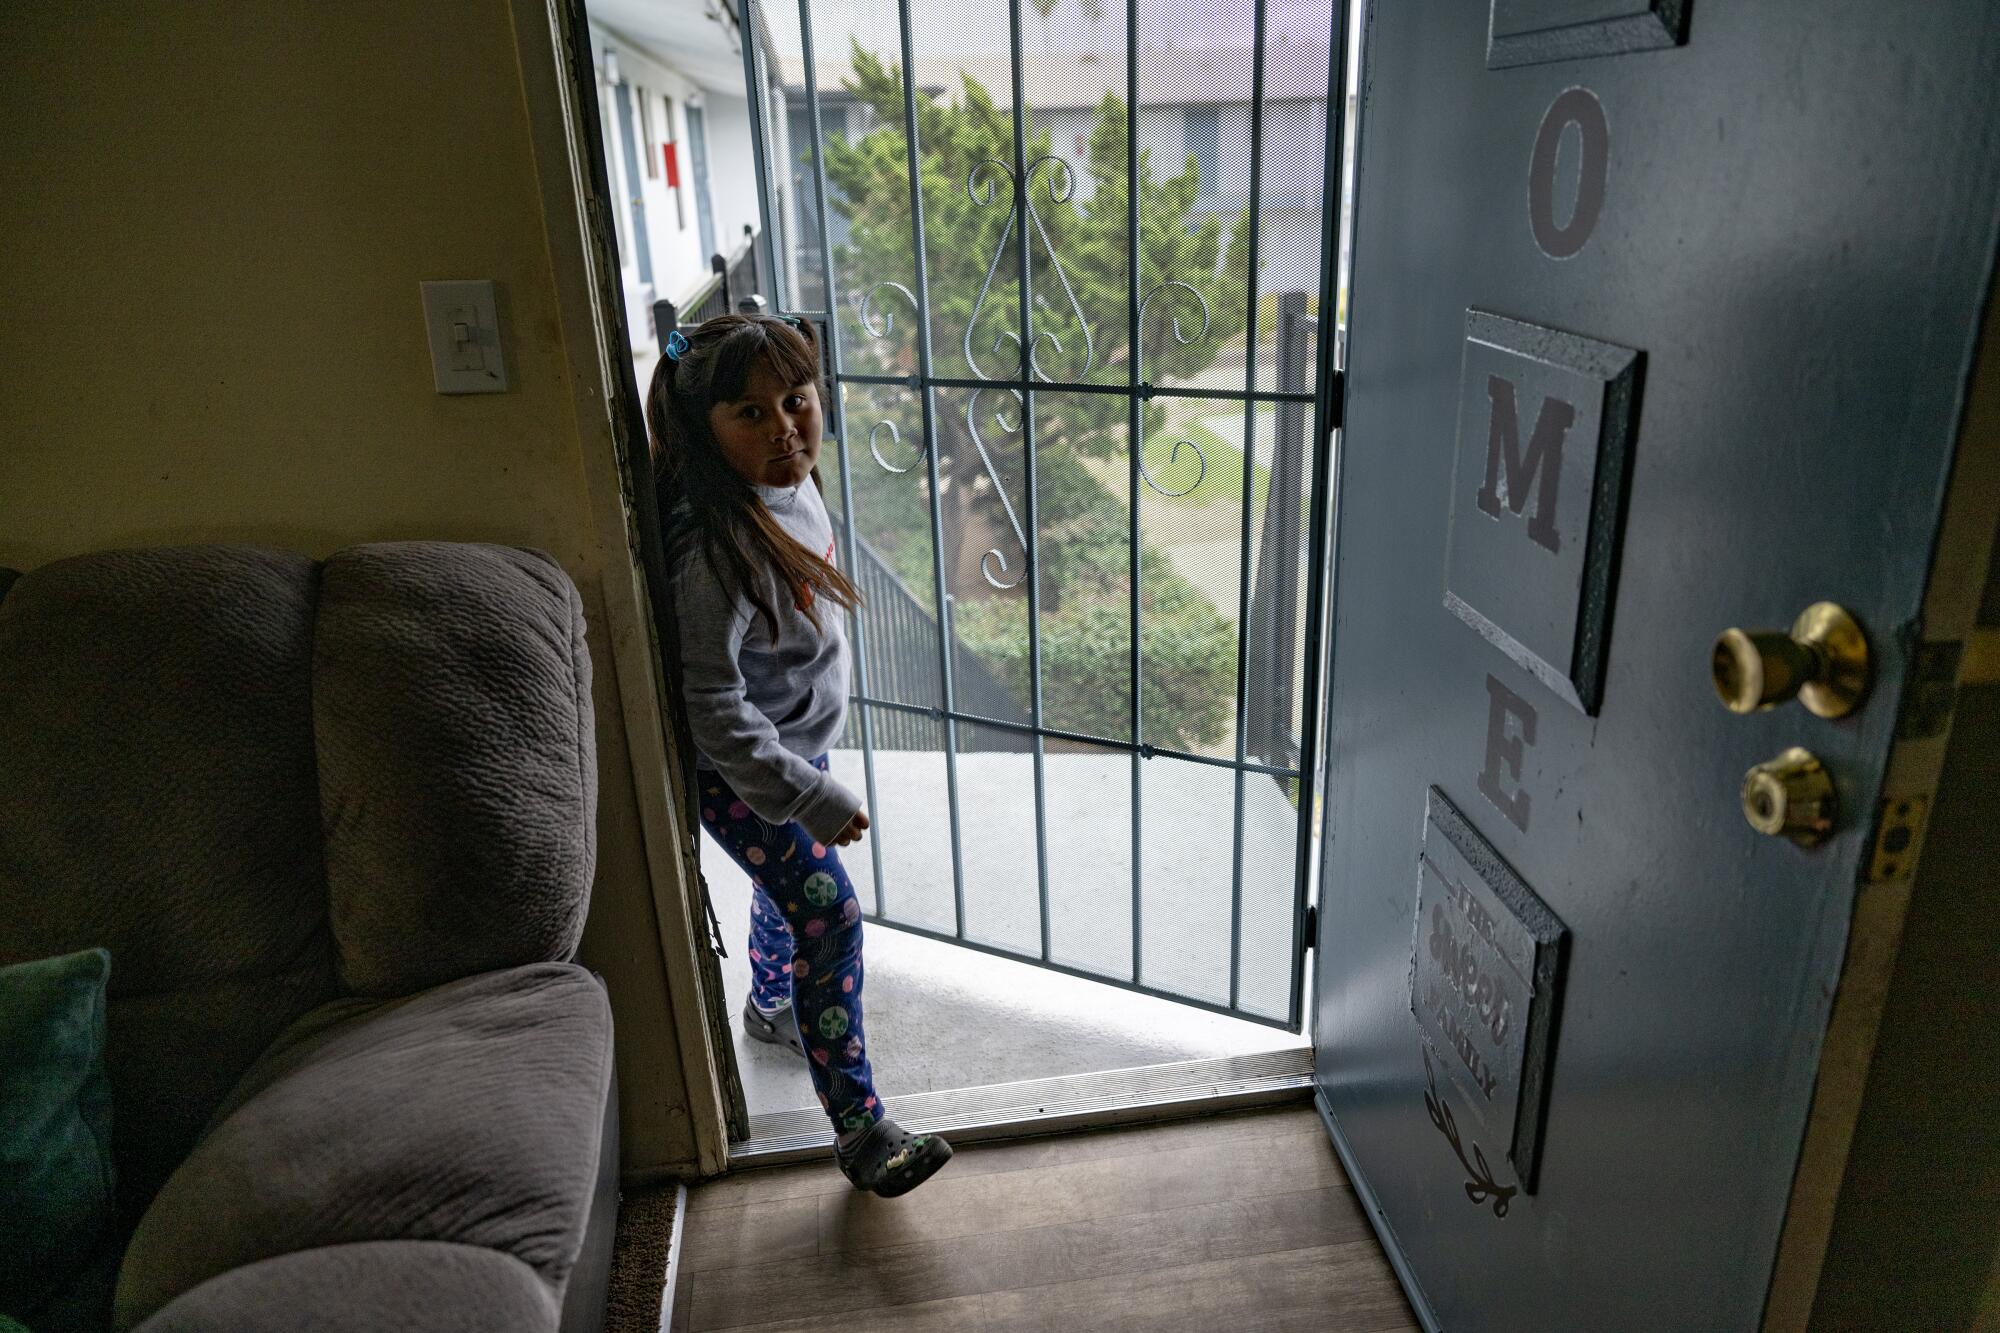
top-left (725, 0), bottom-right (1354, 1147)
top-left (574, 0), bottom-right (1356, 1157)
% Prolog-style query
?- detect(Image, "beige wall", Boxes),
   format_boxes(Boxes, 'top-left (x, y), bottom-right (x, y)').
top-left (0, 1), bottom-right (704, 1175)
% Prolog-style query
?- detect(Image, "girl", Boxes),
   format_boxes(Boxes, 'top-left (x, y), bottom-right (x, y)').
top-left (647, 312), bottom-right (953, 1199)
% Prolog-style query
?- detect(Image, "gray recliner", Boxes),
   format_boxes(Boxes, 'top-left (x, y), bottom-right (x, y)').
top-left (0, 543), bottom-right (619, 1333)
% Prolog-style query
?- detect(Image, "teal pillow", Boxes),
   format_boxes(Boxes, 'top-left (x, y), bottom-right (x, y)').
top-left (0, 948), bottom-right (113, 1321)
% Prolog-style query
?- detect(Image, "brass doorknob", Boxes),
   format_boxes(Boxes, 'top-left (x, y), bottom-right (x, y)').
top-left (1742, 747), bottom-right (1836, 845)
top-left (1712, 602), bottom-right (1869, 718)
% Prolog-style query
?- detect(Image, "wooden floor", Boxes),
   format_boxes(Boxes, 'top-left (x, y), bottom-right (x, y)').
top-left (671, 1101), bottom-right (1418, 1332)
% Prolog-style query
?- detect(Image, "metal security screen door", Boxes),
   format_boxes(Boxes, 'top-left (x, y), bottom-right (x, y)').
top-left (737, 0), bottom-right (1341, 1028)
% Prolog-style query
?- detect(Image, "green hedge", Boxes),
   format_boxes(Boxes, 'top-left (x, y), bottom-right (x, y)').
top-left (945, 448), bottom-right (1235, 750)
top-left (832, 428), bottom-right (1238, 752)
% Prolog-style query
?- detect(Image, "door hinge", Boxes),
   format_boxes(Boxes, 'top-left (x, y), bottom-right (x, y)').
top-left (1301, 903), bottom-right (1318, 957)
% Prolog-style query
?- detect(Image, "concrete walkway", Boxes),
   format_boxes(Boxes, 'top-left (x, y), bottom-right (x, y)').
top-left (709, 749), bottom-right (1311, 1123)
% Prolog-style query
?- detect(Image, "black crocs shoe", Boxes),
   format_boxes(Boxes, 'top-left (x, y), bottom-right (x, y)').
top-left (742, 996), bottom-right (806, 1057)
top-left (835, 1116), bottom-right (953, 1198)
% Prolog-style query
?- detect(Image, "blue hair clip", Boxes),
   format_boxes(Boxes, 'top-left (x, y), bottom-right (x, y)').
top-left (664, 329), bottom-right (689, 361)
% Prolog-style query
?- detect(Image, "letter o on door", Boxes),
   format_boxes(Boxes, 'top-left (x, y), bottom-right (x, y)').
top-left (1528, 87), bottom-right (1609, 260)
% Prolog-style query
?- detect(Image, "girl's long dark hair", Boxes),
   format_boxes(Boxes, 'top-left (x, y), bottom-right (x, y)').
top-left (647, 313), bottom-right (860, 639)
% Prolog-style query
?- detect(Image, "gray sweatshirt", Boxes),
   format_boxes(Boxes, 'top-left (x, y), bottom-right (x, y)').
top-left (670, 479), bottom-right (861, 843)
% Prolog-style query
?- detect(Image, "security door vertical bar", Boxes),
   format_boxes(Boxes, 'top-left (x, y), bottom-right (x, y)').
top-left (737, 0), bottom-right (787, 311)
top-left (894, 0), bottom-right (971, 935)
top-left (1289, 0), bottom-right (1354, 1033)
top-left (1228, 0), bottom-right (1270, 1013)
top-left (1124, 0), bottom-right (1145, 986)
top-left (1006, 0), bottom-right (1056, 962)
top-left (792, 0), bottom-right (888, 916)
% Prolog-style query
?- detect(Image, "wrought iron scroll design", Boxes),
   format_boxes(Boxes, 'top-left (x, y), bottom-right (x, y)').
top-left (963, 387), bottom-right (1027, 588)
top-left (1135, 280), bottom-right (1211, 497)
top-left (960, 155), bottom-right (1085, 588)
top-left (964, 156), bottom-right (1095, 384)
top-left (867, 420), bottom-right (921, 473)
top-left (856, 279), bottom-right (929, 471)
top-left (854, 152), bottom-right (1221, 588)
top-left (1423, 1048), bottom-right (1518, 1219)
top-left (858, 278), bottom-right (919, 342)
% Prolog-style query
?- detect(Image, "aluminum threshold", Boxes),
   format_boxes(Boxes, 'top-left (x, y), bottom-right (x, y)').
top-left (727, 1045), bottom-right (1315, 1167)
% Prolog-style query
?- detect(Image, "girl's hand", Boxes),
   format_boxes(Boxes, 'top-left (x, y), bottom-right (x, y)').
top-left (831, 808), bottom-right (870, 846)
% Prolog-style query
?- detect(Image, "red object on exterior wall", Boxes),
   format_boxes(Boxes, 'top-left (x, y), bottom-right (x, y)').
top-left (662, 142), bottom-right (680, 188)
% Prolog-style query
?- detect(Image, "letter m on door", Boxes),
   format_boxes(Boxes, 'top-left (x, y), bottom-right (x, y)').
top-left (1477, 375), bottom-right (1573, 554)
top-left (1443, 310), bottom-right (1642, 717)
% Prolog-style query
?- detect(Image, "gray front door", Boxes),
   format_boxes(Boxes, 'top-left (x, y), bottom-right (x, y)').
top-left (1315, 3), bottom-right (2000, 1328)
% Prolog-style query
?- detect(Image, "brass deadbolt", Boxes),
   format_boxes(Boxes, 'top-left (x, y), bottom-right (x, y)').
top-left (1712, 602), bottom-right (1870, 719)
top-left (1742, 747), bottom-right (1836, 846)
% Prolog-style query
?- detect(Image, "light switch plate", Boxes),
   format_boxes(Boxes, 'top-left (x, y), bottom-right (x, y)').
top-left (420, 280), bottom-right (508, 394)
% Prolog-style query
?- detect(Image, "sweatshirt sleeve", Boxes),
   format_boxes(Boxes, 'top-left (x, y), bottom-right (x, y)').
top-left (673, 556), bottom-right (862, 843)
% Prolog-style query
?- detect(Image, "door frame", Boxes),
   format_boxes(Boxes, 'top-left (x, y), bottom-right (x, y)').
top-left (510, 0), bottom-right (747, 1175)
top-left (1758, 266), bottom-right (2000, 1331)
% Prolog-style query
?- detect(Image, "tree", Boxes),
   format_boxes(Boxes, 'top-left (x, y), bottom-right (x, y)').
top-left (818, 48), bottom-right (1248, 749)
top-left (823, 45), bottom-right (1249, 575)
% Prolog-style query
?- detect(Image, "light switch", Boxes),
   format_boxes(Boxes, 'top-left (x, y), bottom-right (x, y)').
top-left (420, 280), bottom-right (508, 394)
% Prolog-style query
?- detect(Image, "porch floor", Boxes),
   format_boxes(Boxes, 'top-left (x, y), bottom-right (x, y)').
top-left (706, 749), bottom-right (1312, 1128)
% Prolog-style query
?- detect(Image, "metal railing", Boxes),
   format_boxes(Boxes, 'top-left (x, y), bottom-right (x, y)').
top-left (839, 532), bottom-right (1031, 752)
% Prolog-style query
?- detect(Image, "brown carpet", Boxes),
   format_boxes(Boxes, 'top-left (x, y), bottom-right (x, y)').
top-left (604, 1183), bottom-right (681, 1333)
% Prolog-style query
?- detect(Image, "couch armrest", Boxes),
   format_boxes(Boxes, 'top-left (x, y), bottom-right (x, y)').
top-left (131, 1241), bottom-right (559, 1333)
top-left (115, 964), bottom-right (614, 1330)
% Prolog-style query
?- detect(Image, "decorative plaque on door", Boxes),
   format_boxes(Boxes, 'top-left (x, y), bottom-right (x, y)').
top-left (1443, 309), bottom-right (1640, 716)
top-left (1486, 0), bottom-right (1690, 69)
top-left (1410, 787), bottom-right (1568, 1192)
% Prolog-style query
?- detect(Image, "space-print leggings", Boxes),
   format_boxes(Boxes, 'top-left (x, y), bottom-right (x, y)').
top-left (699, 755), bottom-right (885, 1136)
